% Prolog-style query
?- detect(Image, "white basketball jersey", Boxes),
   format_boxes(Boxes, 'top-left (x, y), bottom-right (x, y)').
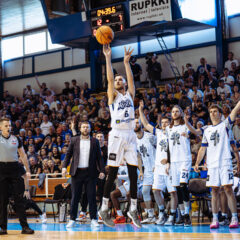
top-left (166, 124), bottom-right (192, 163)
top-left (154, 128), bottom-right (168, 175)
top-left (110, 91), bottom-right (135, 130)
top-left (202, 117), bottom-right (233, 169)
top-left (136, 132), bottom-right (155, 172)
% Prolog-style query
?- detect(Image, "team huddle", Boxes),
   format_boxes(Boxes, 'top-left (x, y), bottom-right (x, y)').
top-left (99, 44), bottom-right (240, 229)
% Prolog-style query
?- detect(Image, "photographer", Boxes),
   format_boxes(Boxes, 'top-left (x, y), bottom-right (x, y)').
top-left (146, 53), bottom-right (162, 88)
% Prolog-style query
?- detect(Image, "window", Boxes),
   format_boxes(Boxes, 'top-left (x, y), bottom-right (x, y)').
top-left (225, 0), bottom-right (240, 16)
top-left (24, 32), bottom-right (46, 54)
top-left (2, 36), bottom-right (24, 61)
top-left (47, 32), bottom-right (64, 50)
top-left (179, 0), bottom-right (216, 23)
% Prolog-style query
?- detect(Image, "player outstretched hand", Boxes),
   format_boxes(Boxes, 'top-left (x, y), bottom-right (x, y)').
top-left (124, 46), bottom-right (134, 64)
top-left (139, 100), bottom-right (144, 111)
top-left (103, 44), bottom-right (111, 58)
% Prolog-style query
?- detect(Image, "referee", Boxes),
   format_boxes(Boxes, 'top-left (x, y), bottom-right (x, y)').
top-left (0, 117), bottom-right (34, 235)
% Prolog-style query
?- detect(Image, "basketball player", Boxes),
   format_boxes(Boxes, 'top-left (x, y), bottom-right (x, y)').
top-left (165, 105), bottom-right (192, 226)
top-left (0, 117), bottom-right (34, 235)
top-left (99, 45), bottom-right (141, 228)
top-left (195, 102), bottom-right (240, 229)
top-left (134, 118), bottom-right (156, 224)
top-left (139, 101), bottom-right (177, 226)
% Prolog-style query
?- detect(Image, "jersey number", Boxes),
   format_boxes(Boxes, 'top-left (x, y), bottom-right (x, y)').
top-left (125, 110), bottom-right (129, 117)
top-left (228, 173), bottom-right (233, 180)
top-left (182, 172), bottom-right (189, 179)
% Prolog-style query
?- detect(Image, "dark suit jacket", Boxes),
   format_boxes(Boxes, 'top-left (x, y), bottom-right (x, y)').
top-left (62, 136), bottom-right (104, 178)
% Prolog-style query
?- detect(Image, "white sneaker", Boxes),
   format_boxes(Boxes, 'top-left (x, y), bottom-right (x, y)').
top-left (66, 220), bottom-right (76, 228)
top-left (40, 213), bottom-right (47, 224)
top-left (91, 219), bottom-right (100, 227)
top-left (141, 217), bottom-right (156, 224)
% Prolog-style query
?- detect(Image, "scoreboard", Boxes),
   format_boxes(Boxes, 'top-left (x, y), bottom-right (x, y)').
top-left (90, 4), bottom-right (125, 36)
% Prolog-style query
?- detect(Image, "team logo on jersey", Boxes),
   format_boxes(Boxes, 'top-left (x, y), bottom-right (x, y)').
top-left (210, 130), bottom-right (220, 146)
top-left (170, 132), bottom-right (180, 145)
top-left (159, 140), bottom-right (168, 152)
top-left (139, 144), bottom-right (149, 157)
top-left (11, 138), bottom-right (17, 145)
top-left (117, 99), bottom-right (133, 110)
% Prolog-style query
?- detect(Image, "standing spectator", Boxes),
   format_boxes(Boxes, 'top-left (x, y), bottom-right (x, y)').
top-left (40, 115), bottom-right (53, 136)
top-left (62, 82), bottom-right (72, 96)
top-left (71, 79), bottom-right (80, 94)
top-left (35, 76), bottom-right (48, 96)
top-left (231, 85), bottom-right (240, 107)
top-left (196, 57), bottom-right (211, 78)
top-left (23, 85), bottom-right (35, 98)
top-left (83, 82), bottom-right (92, 100)
top-left (130, 56), bottom-right (142, 88)
top-left (50, 95), bottom-right (60, 111)
top-left (146, 53), bottom-right (162, 87)
top-left (224, 52), bottom-right (239, 71)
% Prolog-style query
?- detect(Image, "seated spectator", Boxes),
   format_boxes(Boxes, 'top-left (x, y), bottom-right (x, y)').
top-left (23, 84), bottom-right (36, 98)
top-left (77, 104), bottom-right (88, 122)
top-left (87, 97), bottom-right (99, 122)
top-left (71, 79), bottom-right (80, 94)
top-left (62, 82), bottom-right (72, 96)
top-left (72, 98), bottom-right (80, 114)
top-left (29, 156), bottom-right (42, 178)
top-left (47, 159), bottom-right (61, 178)
top-left (40, 115), bottom-right (53, 136)
top-left (174, 85), bottom-right (182, 100)
top-left (197, 57), bottom-right (211, 78)
top-left (56, 135), bottom-right (64, 151)
top-left (188, 84), bottom-right (203, 100)
top-left (98, 99), bottom-right (110, 119)
top-left (165, 93), bottom-right (178, 108)
top-left (27, 144), bottom-right (38, 159)
top-left (231, 85), bottom-right (240, 107)
top-left (60, 145), bottom-right (68, 162)
top-left (193, 99), bottom-right (209, 123)
top-left (50, 146), bottom-right (61, 169)
top-left (217, 79), bottom-right (231, 98)
top-left (83, 82), bottom-right (92, 99)
top-left (178, 90), bottom-right (192, 110)
top-left (222, 104), bottom-right (231, 120)
top-left (203, 84), bottom-right (212, 104)
top-left (50, 95), bottom-right (60, 111)
top-left (221, 68), bottom-right (235, 87)
top-left (224, 51), bottom-right (239, 71)
top-left (233, 116), bottom-right (240, 143)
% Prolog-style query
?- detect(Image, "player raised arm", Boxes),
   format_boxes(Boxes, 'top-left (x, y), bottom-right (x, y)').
top-left (194, 146), bottom-right (207, 172)
top-left (103, 44), bottom-right (115, 105)
top-left (229, 101), bottom-right (240, 122)
top-left (184, 114), bottom-right (202, 136)
top-left (139, 100), bottom-right (154, 134)
top-left (124, 46), bottom-right (135, 99)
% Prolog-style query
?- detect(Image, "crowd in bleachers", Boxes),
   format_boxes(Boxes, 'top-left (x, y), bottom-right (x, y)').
top-left (0, 51), bottom-right (240, 195)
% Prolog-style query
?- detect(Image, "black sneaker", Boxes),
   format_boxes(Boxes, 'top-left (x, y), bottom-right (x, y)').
top-left (21, 227), bottom-right (34, 234)
top-left (184, 214), bottom-right (192, 227)
top-left (175, 214), bottom-right (184, 226)
top-left (219, 216), bottom-right (230, 226)
top-left (0, 229), bottom-right (7, 235)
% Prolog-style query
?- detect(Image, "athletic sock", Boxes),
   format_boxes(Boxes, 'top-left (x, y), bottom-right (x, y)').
top-left (117, 210), bottom-right (123, 217)
top-left (184, 201), bottom-right (190, 215)
top-left (169, 209), bottom-right (176, 221)
top-left (222, 213), bottom-right (228, 218)
top-left (213, 213), bottom-right (218, 221)
top-left (101, 197), bottom-right (109, 211)
top-left (130, 198), bottom-right (137, 212)
top-left (158, 205), bottom-right (164, 218)
top-left (147, 208), bottom-right (154, 218)
top-left (232, 213), bottom-right (238, 220)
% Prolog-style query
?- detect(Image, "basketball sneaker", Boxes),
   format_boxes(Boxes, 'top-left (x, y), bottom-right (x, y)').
top-left (76, 212), bottom-right (87, 222)
top-left (127, 210), bottom-right (142, 228)
top-left (175, 214), bottom-right (184, 226)
top-left (98, 209), bottom-right (115, 228)
top-left (219, 216), bottom-right (230, 226)
top-left (210, 220), bottom-right (219, 229)
top-left (155, 213), bottom-right (167, 225)
top-left (164, 215), bottom-right (175, 226)
top-left (141, 216), bottom-right (156, 224)
top-left (114, 216), bottom-right (126, 224)
top-left (229, 218), bottom-right (239, 228)
top-left (184, 214), bottom-right (192, 227)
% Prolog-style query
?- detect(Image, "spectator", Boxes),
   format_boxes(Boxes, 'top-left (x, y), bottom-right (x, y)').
top-left (72, 98), bottom-right (80, 114)
top-left (196, 57), bottom-right (211, 78)
top-left (130, 56), bottom-right (142, 88)
top-left (51, 146), bottom-right (61, 169)
top-left (83, 82), bottom-right (92, 99)
top-left (29, 156), bottom-right (42, 179)
top-left (35, 75), bottom-right (48, 96)
top-left (224, 52), bottom-right (239, 71)
top-left (23, 84), bottom-right (36, 98)
top-left (178, 90), bottom-right (192, 110)
top-left (233, 116), bottom-right (240, 142)
top-left (146, 53), bottom-right (162, 87)
top-left (98, 99), bottom-right (109, 119)
top-left (221, 68), bottom-right (235, 87)
top-left (62, 82), bottom-right (72, 96)
top-left (87, 97), bottom-right (99, 122)
top-left (71, 79), bottom-right (80, 94)
top-left (231, 85), bottom-right (240, 107)
top-left (188, 84), bottom-right (204, 100)
top-left (40, 115), bottom-right (53, 136)
top-left (217, 79), bottom-right (231, 98)
top-left (33, 127), bottom-right (44, 150)
top-left (50, 95), bottom-right (60, 111)
top-left (165, 93), bottom-right (178, 108)
top-left (193, 99), bottom-right (209, 122)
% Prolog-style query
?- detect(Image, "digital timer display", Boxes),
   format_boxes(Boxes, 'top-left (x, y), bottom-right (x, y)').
top-left (91, 4), bottom-right (125, 36)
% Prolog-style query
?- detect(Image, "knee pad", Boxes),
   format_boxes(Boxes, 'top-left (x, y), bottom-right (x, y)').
top-left (180, 183), bottom-right (190, 202)
top-left (176, 187), bottom-right (183, 204)
top-left (142, 185), bottom-right (152, 202)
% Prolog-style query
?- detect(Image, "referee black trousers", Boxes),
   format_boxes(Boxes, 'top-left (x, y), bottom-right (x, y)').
top-left (0, 176), bottom-right (29, 229)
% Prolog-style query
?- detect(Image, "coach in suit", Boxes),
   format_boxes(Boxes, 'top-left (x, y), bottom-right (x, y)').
top-left (62, 121), bottom-right (105, 228)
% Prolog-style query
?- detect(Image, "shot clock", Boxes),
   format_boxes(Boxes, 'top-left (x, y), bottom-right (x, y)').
top-left (90, 4), bottom-right (125, 36)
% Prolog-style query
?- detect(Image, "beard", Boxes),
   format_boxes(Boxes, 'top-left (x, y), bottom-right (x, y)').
top-left (134, 126), bottom-right (141, 133)
top-left (172, 115), bottom-right (181, 121)
top-left (115, 85), bottom-right (124, 91)
top-left (81, 131), bottom-right (89, 136)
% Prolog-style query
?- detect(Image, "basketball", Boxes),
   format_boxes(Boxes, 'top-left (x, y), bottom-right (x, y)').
top-left (95, 25), bottom-right (114, 45)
